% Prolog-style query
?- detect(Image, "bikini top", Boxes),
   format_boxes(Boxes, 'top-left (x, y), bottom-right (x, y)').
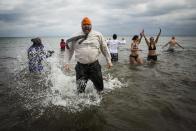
top-left (132, 42), bottom-right (138, 50)
top-left (149, 44), bottom-right (156, 50)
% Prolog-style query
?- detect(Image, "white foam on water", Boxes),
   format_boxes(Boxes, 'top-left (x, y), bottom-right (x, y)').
top-left (46, 53), bottom-right (126, 111)
top-left (14, 51), bottom-right (126, 112)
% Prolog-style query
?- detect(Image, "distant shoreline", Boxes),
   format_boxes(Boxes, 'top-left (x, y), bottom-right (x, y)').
top-left (1, 35), bottom-right (196, 38)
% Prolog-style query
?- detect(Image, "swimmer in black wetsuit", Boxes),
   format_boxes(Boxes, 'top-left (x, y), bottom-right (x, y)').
top-left (142, 28), bottom-right (161, 62)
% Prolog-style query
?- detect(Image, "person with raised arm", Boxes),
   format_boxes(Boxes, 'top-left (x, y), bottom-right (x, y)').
top-left (107, 34), bottom-right (124, 61)
top-left (162, 36), bottom-right (184, 52)
top-left (129, 31), bottom-right (143, 65)
top-left (142, 28), bottom-right (161, 62)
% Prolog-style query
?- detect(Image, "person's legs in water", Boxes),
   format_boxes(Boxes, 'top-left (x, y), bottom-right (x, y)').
top-left (147, 55), bottom-right (151, 61)
top-left (129, 55), bottom-right (138, 65)
top-left (110, 53), bottom-right (113, 61)
top-left (137, 56), bottom-right (144, 64)
top-left (111, 53), bottom-right (118, 61)
top-left (88, 61), bottom-right (104, 93)
top-left (147, 55), bottom-right (153, 64)
top-left (167, 48), bottom-right (174, 52)
top-left (75, 63), bottom-right (88, 93)
top-left (147, 55), bottom-right (157, 63)
top-left (114, 53), bottom-right (118, 61)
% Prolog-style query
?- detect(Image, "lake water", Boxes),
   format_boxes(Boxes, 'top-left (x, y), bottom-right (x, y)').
top-left (0, 36), bottom-right (196, 131)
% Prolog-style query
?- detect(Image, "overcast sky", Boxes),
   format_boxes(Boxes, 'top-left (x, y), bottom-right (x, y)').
top-left (0, 0), bottom-right (196, 37)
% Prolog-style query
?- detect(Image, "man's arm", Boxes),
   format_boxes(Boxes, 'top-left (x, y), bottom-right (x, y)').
top-left (67, 42), bottom-right (74, 63)
top-left (99, 34), bottom-right (112, 68)
top-left (176, 42), bottom-right (184, 49)
top-left (119, 40), bottom-right (126, 45)
top-left (64, 41), bottom-right (75, 70)
top-left (162, 42), bottom-right (169, 49)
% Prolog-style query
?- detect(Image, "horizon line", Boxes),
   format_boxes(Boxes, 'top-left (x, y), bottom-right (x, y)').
top-left (1, 34), bottom-right (196, 38)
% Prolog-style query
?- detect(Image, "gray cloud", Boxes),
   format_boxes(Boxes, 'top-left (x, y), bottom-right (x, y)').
top-left (0, 0), bottom-right (196, 37)
top-left (0, 13), bottom-right (23, 22)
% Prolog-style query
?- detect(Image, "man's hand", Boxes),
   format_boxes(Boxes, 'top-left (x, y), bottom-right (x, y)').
top-left (64, 64), bottom-right (70, 71)
top-left (107, 62), bottom-right (113, 69)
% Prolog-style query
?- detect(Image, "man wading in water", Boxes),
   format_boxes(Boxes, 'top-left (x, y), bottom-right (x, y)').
top-left (64, 17), bottom-right (112, 94)
top-left (162, 36), bottom-right (184, 52)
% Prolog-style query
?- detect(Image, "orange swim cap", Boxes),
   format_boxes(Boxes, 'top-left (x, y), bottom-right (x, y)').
top-left (81, 17), bottom-right (91, 25)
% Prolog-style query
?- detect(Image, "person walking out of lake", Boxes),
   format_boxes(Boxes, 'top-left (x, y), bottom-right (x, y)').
top-left (162, 36), bottom-right (184, 52)
top-left (142, 28), bottom-right (161, 63)
top-left (60, 39), bottom-right (69, 51)
top-left (107, 34), bottom-right (124, 61)
top-left (28, 37), bottom-right (54, 73)
top-left (64, 17), bottom-right (112, 94)
top-left (130, 32), bottom-right (143, 65)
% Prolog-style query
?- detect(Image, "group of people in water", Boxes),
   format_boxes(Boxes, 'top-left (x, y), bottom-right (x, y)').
top-left (129, 29), bottom-right (161, 64)
top-left (106, 29), bottom-right (184, 65)
top-left (28, 17), bottom-right (184, 94)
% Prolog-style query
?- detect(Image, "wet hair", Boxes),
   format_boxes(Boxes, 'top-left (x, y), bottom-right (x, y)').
top-left (132, 35), bottom-right (139, 41)
top-left (31, 37), bottom-right (43, 46)
top-left (172, 36), bottom-right (175, 39)
top-left (150, 37), bottom-right (154, 40)
top-left (113, 34), bottom-right (117, 40)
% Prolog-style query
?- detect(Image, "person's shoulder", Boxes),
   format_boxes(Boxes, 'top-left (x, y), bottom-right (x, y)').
top-left (28, 46), bottom-right (37, 54)
top-left (170, 39), bottom-right (176, 43)
top-left (91, 30), bottom-right (103, 36)
top-left (72, 31), bottom-right (83, 37)
top-left (28, 45), bottom-right (34, 51)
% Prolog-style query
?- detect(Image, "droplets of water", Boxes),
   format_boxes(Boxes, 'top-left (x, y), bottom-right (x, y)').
top-left (46, 55), bottom-right (126, 112)
top-left (13, 51), bottom-right (126, 113)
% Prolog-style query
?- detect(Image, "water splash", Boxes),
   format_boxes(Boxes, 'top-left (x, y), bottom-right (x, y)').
top-left (13, 52), bottom-right (126, 113)
top-left (46, 54), bottom-right (126, 112)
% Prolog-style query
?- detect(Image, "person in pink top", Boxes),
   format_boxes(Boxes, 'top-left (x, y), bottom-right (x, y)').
top-left (60, 39), bottom-right (69, 51)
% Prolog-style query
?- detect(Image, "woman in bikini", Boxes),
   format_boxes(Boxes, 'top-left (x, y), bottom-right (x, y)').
top-left (142, 28), bottom-right (161, 63)
top-left (130, 33), bottom-right (143, 64)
